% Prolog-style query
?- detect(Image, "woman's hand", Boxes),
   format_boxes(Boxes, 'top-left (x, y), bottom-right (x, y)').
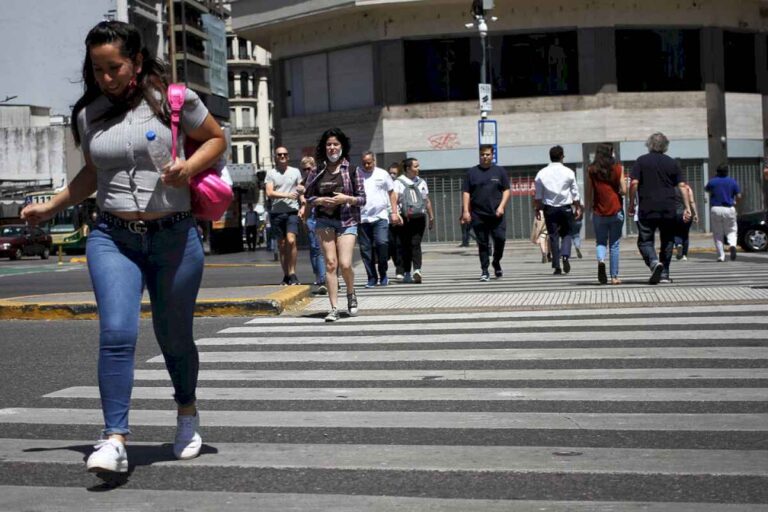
top-left (331, 192), bottom-right (352, 206)
top-left (20, 203), bottom-right (54, 227)
top-left (161, 157), bottom-right (190, 188)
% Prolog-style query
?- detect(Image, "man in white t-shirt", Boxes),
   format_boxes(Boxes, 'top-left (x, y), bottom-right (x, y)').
top-left (265, 146), bottom-right (304, 285)
top-left (244, 203), bottom-right (260, 251)
top-left (359, 151), bottom-right (401, 287)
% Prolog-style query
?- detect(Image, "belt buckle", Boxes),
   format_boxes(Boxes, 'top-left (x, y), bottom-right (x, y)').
top-left (127, 220), bottom-right (148, 234)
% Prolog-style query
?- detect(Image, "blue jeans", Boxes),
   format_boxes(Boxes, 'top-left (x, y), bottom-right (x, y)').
top-left (358, 219), bottom-right (389, 281)
top-left (87, 216), bottom-right (204, 436)
top-left (306, 214), bottom-right (326, 284)
top-left (636, 217), bottom-right (676, 277)
top-left (593, 211), bottom-right (624, 278)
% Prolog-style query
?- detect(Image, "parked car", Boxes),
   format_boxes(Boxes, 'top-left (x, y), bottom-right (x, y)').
top-left (737, 210), bottom-right (768, 252)
top-left (0, 224), bottom-right (52, 260)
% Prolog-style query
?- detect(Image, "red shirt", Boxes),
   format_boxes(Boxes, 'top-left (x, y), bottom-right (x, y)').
top-left (590, 164), bottom-right (623, 216)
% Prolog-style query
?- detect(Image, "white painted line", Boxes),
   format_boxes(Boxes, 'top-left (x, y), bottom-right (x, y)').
top-left (244, 304), bottom-right (768, 324)
top-left (222, 316), bottom-right (768, 334)
top-left (196, 329), bottom-right (767, 346)
top-left (0, 408), bottom-right (765, 431)
top-left (45, 386), bottom-right (768, 402)
top-left (149, 347), bottom-right (768, 364)
top-left (0, 438), bottom-right (765, 475)
top-left (0, 488), bottom-right (759, 512)
top-left (133, 368), bottom-right (768, 382)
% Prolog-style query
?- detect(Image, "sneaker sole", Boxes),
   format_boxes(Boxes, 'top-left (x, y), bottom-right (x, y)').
top-left (87, 461), bottom-right (128, 473)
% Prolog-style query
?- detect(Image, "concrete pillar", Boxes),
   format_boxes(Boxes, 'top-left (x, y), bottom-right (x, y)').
top-left (257, 71), bottom-right (272, 169)
top-left (701, 28), bottom-right (727, 179)
top-left (577, 28), bottom-right (617, 95)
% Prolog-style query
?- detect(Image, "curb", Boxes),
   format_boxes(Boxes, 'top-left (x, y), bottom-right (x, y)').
top-left (0, 286), bottom-right (311, 321)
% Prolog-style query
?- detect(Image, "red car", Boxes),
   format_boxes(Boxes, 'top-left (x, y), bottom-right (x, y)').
top-left (0, 224), bottom-right (52, 260)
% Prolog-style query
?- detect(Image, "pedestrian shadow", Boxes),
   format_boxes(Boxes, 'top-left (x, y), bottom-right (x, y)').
top-left (22, 443), bottom-right (218, 491)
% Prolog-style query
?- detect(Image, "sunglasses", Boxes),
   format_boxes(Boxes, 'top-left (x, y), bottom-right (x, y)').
top-left (276, 153), bottom-right (288, 157)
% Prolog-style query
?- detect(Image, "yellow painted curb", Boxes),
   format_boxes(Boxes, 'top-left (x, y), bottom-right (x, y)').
top-left (0, 285), bottom-right (312, 320)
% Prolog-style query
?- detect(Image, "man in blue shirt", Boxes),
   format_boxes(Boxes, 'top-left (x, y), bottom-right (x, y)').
top-left (461, 145), bottom-right (511, 281)
top-left (705, 164), bottom-right (741, 261)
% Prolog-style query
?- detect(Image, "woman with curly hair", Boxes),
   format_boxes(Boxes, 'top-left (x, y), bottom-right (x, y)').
top-left (303, 128), bottom-right (366, 321)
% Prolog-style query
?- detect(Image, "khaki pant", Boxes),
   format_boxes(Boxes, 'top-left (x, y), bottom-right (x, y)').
top-left (710, 206), bottom-right (737, 260)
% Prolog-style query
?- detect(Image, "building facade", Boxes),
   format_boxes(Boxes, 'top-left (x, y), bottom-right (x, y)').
top-left (232, 0), bottom-right (768, 241)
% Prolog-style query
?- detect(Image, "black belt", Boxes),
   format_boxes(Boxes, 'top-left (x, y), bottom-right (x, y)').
top-left (100, 211), bottom-right (192, 234)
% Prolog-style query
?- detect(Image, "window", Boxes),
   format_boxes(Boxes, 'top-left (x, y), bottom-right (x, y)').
top-left (284, 45), bottom-right (374, 116)
top-left (724, 31), bottom-right (756, 93)
top-left (228, 72), bottom-right (235, 97)
top-left (240, 72), bottom-right (249, 97)
top-left (238, 37), bottom-right (249, 60)
top-left (226, 36), bottom-right (234, 60)
top-left (497, 31), bottom-right (579, 97)
top-left (404, 32), bottom-right (579, 103)
top-left (243, 144), bottom-right (253, 164)
top-left (231, 145), bottom-right (239, 164)
top-left (616, 29), bottom-right (701, 92)
top-left (405, 38), bottom-right (475, 102)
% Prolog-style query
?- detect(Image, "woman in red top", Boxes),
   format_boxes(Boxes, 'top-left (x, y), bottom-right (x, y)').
top-left (589, 143), bottom-right (627, 284)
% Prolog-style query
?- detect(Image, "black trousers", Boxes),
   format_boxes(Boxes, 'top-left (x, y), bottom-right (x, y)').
top-left (543, 205), bottom-right (575, 269)
top-left (398, 216), bottom-right (426, 273)
top-left (471, 214), bottom-right (506, 273)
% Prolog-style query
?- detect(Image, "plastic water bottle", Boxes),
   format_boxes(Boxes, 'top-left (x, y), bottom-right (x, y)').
top-left (145, 130), bottom-right (172, 172)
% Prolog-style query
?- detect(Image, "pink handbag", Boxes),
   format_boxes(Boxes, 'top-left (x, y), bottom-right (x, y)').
top-left (167, 83), bottom-right (233, 221)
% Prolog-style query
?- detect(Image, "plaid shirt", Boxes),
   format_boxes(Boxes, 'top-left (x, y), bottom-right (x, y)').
top-left (305, 159), bottom-right (367, 227)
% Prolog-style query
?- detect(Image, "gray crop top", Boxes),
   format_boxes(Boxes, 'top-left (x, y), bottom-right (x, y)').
top-left (76, 88), bottom-right (209, 212)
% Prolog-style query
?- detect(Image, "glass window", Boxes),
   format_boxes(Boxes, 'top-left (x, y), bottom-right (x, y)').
top-left (226, 36), bottom-right (234, 60)
top-left (240, 71), bottom-right (249, 97)
top-left (724, 31), bottom-right (756, 93)
top-left (243, 144), bottom-right (253, 164)
top-left (231, 145), bottom-right (239, 164)
top-left (238, 38), bottom-right (248, 60)
top-left (329, 45), bottom-right (375, 111)
top-left (228, 72), bottom-right (235, 97)
top-left (616, 29), bottom-right (701, 92)
top-left (497, 31), bottom-right (579, 97)
top-left (405, 38), bottom-right (475, 103)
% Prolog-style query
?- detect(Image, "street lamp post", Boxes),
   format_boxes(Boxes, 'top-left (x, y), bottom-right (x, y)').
top-left (467, 0), bottom-right (496, 119)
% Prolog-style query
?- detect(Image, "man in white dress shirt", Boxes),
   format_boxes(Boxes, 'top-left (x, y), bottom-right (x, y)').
top-left (534, 145), bottom-right (583, 275)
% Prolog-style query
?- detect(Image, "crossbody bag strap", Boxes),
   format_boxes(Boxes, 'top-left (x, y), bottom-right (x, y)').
top-left (166, 83), bottom-right (186, 160)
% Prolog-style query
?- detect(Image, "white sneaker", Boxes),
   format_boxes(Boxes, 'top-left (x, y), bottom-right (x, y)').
top-left (86, 438), bottom-right (128, 473)
top-left (174, 412), bottom-right (202, 460)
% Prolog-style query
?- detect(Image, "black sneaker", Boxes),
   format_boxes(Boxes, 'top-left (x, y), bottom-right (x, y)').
top-left (347, 293), bottom-right (358, 317)
top-left (675, 244), bottom-right (683, 260)
top-left (288, 274), bottom-right (300, 285)
top-left (597, 261), bottom-right (607, 284)
top-left (562, 257), bottom-right (571, 274)
top-left (553, 268), bottom-right (562, 275)
top-left (492, 262), bottom-right (502, 278)
top-left (314, 283), bottom-right (328, 295)
top-left (649, 261), bottom-right (664, 284)
top-left (480, 273), bottom-right (490, 282)
top-left (281, 275), bottom-right (290, 286)
top-left (730, 246), bottom-right (737, 261)
top-left (659, 276), bottom-right (673, 284)
top-left (575, 247), bottom-right (583, 259)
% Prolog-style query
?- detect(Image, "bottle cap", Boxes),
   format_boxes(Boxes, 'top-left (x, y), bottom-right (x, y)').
top-left (145, 130), bottom-right (157, 141)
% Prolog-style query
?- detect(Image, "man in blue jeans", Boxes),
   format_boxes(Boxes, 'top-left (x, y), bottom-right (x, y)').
top-left (359, 151), bottom-right (401, 287)
top-left (628, 132), bottom-right (691, 284)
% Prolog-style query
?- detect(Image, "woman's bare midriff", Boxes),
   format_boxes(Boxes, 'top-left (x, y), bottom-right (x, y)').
top-left (110, 211), bottom-right (181, 221)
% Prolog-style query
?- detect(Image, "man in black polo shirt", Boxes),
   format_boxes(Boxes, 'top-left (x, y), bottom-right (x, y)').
top-left (628, 132), bottom-right (691, 284)
top-left (461, 145), bottom-right (511, 281)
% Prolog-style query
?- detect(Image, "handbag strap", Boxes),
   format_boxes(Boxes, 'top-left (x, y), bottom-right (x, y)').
top-left (167, 83), bottom-right (186, 160)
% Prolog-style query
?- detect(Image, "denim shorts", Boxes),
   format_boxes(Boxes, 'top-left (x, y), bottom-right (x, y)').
top-left (315, 217), bottom-right (357, 236)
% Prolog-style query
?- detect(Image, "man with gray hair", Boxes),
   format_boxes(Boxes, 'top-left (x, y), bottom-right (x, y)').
top-left (628, 133), bottom-right (691, 284)
top-left (359, 151), bottom-right (401, 287)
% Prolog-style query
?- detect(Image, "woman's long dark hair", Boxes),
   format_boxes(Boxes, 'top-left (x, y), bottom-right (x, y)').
top-left (71, 21), bottom-right (169, 146)
top-left (590, 143), bottom-right (615, 182)
top-left (314, 127), bottom-right (351, 167)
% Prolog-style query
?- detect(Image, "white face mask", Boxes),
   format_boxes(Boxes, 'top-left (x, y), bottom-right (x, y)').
top-left (327, 151), bottom-right (341, 163)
